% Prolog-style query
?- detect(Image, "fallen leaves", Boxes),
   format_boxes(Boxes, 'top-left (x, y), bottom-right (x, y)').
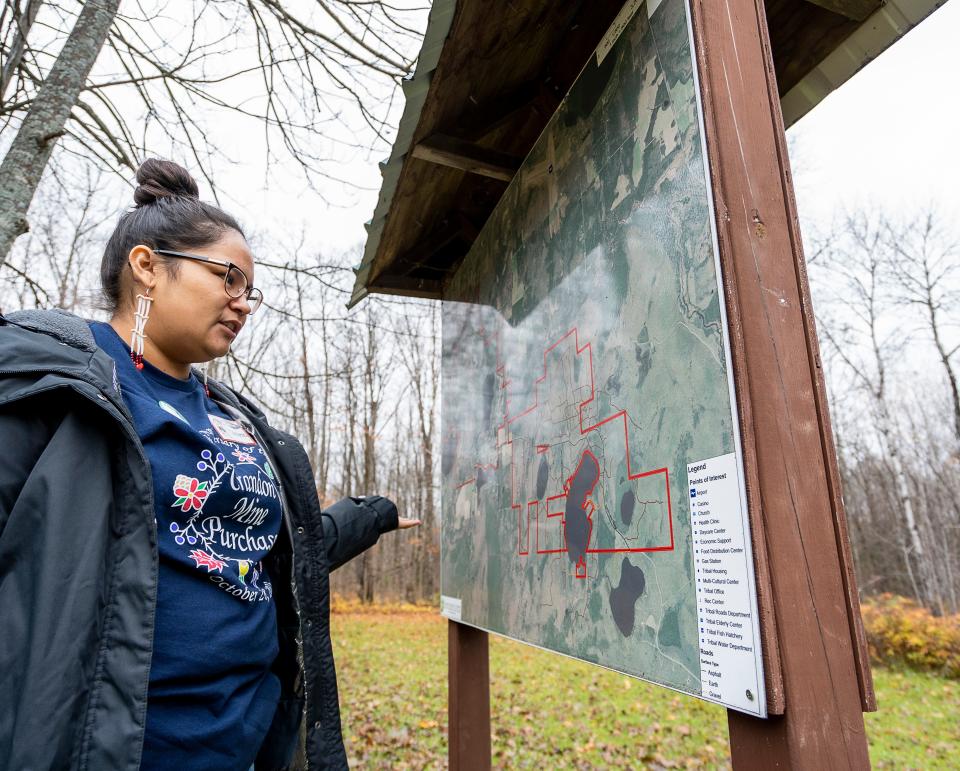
top-left (330, 608), bottom-right (958, 769)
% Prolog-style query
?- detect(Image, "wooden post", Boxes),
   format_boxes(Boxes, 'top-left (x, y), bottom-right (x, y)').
top-left (448, 620), bottom-right (491, 770)
top-left (688, 0), bottom-right (876, 767)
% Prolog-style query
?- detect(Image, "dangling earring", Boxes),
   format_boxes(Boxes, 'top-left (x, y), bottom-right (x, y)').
top-left (130, 289), bottom-right (153, 370)
top-left (201, 363), bottom-right (210, 398)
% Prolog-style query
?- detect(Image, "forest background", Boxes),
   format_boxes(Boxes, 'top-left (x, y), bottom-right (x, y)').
top-left (1, 0), bottom-right (959, 619)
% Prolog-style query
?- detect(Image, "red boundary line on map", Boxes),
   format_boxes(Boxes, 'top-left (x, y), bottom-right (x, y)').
top-left (458, 327), bottom-right (675, 561)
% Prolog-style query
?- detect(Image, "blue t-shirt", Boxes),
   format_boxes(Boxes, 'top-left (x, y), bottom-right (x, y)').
top-left (90, 322), bottom-right (284, 771)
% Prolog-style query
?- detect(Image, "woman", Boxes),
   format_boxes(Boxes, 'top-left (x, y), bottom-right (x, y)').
top-left (0, 159), bottom-right (417, 770)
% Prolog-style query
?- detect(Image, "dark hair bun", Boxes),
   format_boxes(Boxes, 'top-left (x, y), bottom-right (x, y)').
top-left (133, 158), bottom-right (200, 207)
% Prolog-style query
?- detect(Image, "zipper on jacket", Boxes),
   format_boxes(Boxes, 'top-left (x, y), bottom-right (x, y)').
top-left (245, 425), bottom-right (312, 770)
top-left (217, 401), bottom-right (312, 770)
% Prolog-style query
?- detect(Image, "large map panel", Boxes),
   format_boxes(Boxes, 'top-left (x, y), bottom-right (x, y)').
top-left (441, 0), bottom-right (765, 714)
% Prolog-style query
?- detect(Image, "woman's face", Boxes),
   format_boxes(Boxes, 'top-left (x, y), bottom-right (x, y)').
top-left (144, 229), bottom-right (256, 366)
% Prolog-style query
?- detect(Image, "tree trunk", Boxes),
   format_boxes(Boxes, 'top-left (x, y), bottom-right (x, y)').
top-left (926, 300), bottom-right (960, 450)
top-left (1, 0), bottom-right (42, 100)
top-left (294, 270), bottom-right (318, 470)
top-left (317, 306), bottom-right (331, 499)
top-left (0, 0), bottom-right (119, 266)
top-left (874, 399), bottom-right (930, 603)
top-left (358, 318), bottom-right (379, 603)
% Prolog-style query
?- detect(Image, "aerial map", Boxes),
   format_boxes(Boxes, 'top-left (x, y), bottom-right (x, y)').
top-left (441, 0), bottom-right (766, 715)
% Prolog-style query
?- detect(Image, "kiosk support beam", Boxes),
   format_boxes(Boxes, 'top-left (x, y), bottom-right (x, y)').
top-left (412, 134), bottom-right (520, 182)
top-left (448, 620), bottom-right (491, 770)
top-left (689, 0), bottom-right (874, 766)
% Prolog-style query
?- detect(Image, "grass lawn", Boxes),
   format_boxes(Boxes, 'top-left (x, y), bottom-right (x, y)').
top-left (331, 608), bottom-right (959, 769)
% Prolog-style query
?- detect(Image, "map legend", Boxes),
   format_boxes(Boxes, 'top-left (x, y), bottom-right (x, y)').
top-left (688, 453), bottom-right (765, 716)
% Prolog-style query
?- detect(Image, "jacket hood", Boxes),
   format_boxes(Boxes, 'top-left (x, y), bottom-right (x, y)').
top-left (0, 309), bottom-right (121, 403)
top-left (6, 308), bottom-right (99, 352)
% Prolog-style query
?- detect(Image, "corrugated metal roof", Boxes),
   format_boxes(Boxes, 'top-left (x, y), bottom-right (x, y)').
top-left (349, 0), bottom-right (457, 308)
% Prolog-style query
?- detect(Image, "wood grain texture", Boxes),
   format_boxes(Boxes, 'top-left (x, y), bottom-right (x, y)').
top-left (689, 0), bottom-right (873, 765)
top-left (412, 134), bottom-right (521, 181)
top-left (760, 0), bottom-right (877, 711)
top-left (448, 621), bottom-right (491, 771)
top-left (366, 0), bottom-right (625, 291)
top-left (764, 0), bottom-right (859, 94)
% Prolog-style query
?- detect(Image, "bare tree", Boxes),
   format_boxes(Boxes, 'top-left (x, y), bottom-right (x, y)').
top-left (885, 210), bottom-right (960, 450)
top-left (0, 157), bottom-right (113, 312)
top-left (813, 211), bottom-right (929, 602)
top-left (1, 0), bottom-right (424, 273)
top-left (396, 303), bottom-right (439, 598)
top-left (0, 0), bottom-right (120, 265)
top-left (0, 0), bottom-right (42, 100)
top-left (811, 208), bottom-right (960, 613)
top-left (0, 1), bottom-right (422, 179)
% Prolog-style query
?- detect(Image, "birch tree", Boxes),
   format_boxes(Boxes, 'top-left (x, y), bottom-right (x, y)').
top-left (813, 212), bottom-right (930, 602)
top-left (885, 211), bottom-right (960, 450)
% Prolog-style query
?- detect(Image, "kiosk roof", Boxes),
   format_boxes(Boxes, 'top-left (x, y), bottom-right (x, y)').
top-left (350, 0), bottom-right (945, 307)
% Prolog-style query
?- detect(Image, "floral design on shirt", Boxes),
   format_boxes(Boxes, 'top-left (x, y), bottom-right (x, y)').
top-left (232, 449), bottom-right (256, 464)
top-left (172, 475), bottom-right (209, 512)
top-left (168, 449), bottom-right (232, 561)
top-left (166, 441), bottom-right (279, 602)
top-left (189, 549), bottom-right (227, 572)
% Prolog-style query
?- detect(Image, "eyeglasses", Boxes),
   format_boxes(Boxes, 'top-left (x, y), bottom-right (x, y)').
top-left (153, 249), bottom-right (263, 314)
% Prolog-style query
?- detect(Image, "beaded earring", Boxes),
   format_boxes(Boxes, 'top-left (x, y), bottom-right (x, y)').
top-left (129, 289), bottom-right (153, 370)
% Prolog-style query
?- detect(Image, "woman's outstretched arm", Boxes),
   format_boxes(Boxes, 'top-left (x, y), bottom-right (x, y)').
top-left (321, 495), bottom-right (420, 571)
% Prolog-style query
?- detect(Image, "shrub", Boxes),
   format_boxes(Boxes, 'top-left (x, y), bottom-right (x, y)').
top-left (861, 594), bottom-right (960, 678)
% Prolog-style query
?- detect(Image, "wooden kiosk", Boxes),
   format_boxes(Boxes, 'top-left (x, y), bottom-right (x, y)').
top-left (352, 0), bottom-right (945, 767)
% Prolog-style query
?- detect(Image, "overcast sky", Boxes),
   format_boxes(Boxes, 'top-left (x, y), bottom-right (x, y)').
top-left (787, 1), bottom-right (959, 229)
